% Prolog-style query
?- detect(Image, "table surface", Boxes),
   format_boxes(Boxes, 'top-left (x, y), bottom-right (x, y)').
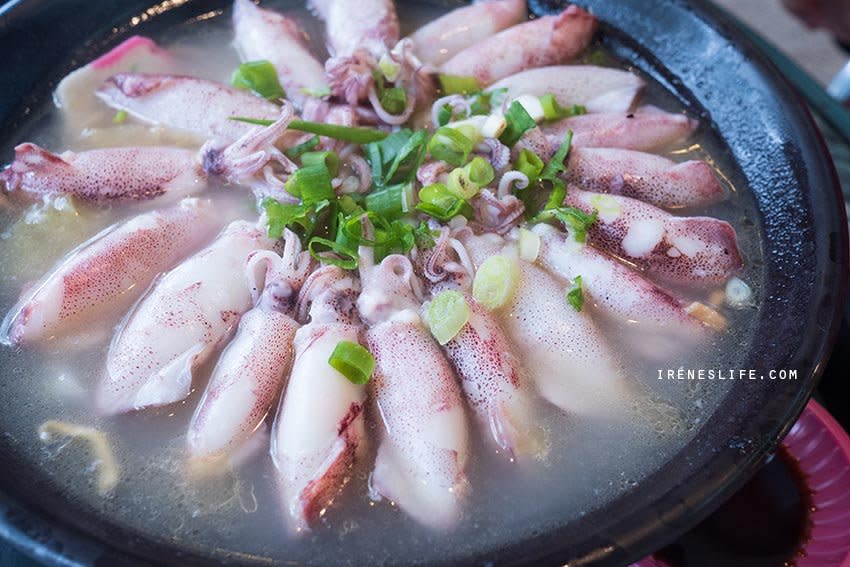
top-left (1, 3), bottom-right (849, 567)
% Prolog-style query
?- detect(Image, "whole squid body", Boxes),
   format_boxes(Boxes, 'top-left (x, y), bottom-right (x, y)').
top-left (490, 65), bottom-right (645, 114)
top-left (96, 220), bottom-right (274, 415)
top-left (562, 188), bottom-right (743, 285)
top-left (2, 105), bottom-right (299, 203)
top-left (187, 230), bottom-right (312, 463)
top-left (531, 223), bottom-right (709, 358)
top-left (408, 0), bottom-right (526, 66)
top-left (545, 105), bottom-right (698, 152)
top-left (232, 0), bottom-right (327, 109)
top-left (565, 147), bottom-right (724, 209)
top-left (458, 229), bottom-right (632, 417)
top-left (439, 5), bottom-right (598, 87)
top-left (271, 265), bottom-right (367, 532)
top-left (0, 198), bottom-right (219, 346)
top-left (416, 230), bottom-right (541, 460)
top-left (96, 73), bottom-right (283, 143)
top-left (357, 233), bottom-right (470, 530)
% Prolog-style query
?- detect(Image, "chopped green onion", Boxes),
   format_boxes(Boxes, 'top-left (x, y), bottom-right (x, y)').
top-left (284, 136), bottom-right (320, 159)
top-left (554, 207), bottom-right (598, 244)
top-left (566, 275), bottom-right (584, 312)
top-left (308, 237), bottom-right (359, 270)
top-left (285, 164), bottom-right (334, 205)
top-left (465, 156), bottom-right (495, 187)
top-left (229, 116), bottom-right (275, 126)
top-left (446, 158), bottom-right (495, 201)
top-left (338, 194), bottom-right (364, 215)
top-left (437, 103), bottom-right (454, 126)
top-left (540, 94), bottom-right (587, 121)
top-left (472, 254), bottom-right (520, 310)
top-left (262, 198), bottom-right (317, 239)
top-left (518, 228), bottom-right (541, 262)
top-left (416, 183), bottom-right (469, 221)
top-left (515, 149), bottom-right (544, 182)
top-left (379, 55), bottom-right (400, 82)
top-left (470, 87), bottom-right (507, 116)
top-left (365, 182), bottom-right (414, 220)
top-left (231, 60), bottom-right (286, 100)
top-left (427, 290), bottom-right (470, 345)
top-left (524, 130), bottom-right (574, 219)
top-left (540, 130), bottom-right (573, 181)
top-left (288, 120), bottom-right (388, 143)
top-left (300, 85), bottom-right (331, 98)
top-left (499, 100), bottom-right (537, 146)
top-left (328, 340), bottom-right (375, 385)
top-left (428, 126), bottom-right (474, 166)
top-left (112, 110), bottom-right (128, 124)
top-left (380, 87), bottom-right (408, 115)
top-left (365, 129), bottom-right (429, 189)
top-left (438, 74), bottom-right (481, 95)
top-left (413, 222), bottom-right (437, 249)
top-left (301, 151), bottom-right (340, 176)
top-left (383, 129), bottom-right (428, 185)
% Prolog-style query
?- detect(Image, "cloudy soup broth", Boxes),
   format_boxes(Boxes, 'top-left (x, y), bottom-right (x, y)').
top-left (0, 1), bottom-right (763, 564)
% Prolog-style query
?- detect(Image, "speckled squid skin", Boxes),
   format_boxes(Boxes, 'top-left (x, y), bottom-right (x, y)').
top-left (272, 266), bottom-right (367, 532)
top-left (188, 232), bottom-right (312, 463)
top-left (96, 73), bottom-right (281, 142)
top-left (565, 147), bottom-right (724, 209)
top-left (460, 231), bottom-right (632, 417)
top-left (1, 198), bottom-right (219, 346)
top-left (0, 143), bottom-right (201, 202)
top-left (97, 220), bottom-right (274, 415)
top-left (489, 65), bottom-right (645, 114)
top-left (358, 250), bottom-right (469, 530)
top-left (408, 0), bottom-right (527, 66)
top-left (232, 0), bottom-right (328, 109)
top-left (439, 5), bottom-right (598, 87)
top-left (418, 240), bottom-right (540, 460)
top-left (310, 0), bottom-right (399, 59)
top-left (532, 223), bottom-right (708, 358)
top-left (563, 188), bottom-right (743, 284)
top-left (544, 105), bottom-right (697, 152)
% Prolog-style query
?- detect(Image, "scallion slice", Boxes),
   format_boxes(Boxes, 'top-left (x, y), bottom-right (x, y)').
top-left (428, 126), bottom-right (474, 167)
top-left (288, 120), bottom-right (388, 143)
top-left (554, 207), bottom-right (598, 244)
top-left (365, 182), bottom-right (414, 220)
top-left (472, 254), bottom-right (520, 311)
top-left (465, 156), bottom-right (495, 187)
top-left (499, 100), bottom-right (537, 146)
top-left (437, 74), bottom-right (481, 95)
top-left (427, 290), bottom-right (470, 345)
top-left (283, 136), bottom-right (320, 159)
top-left (308, 237), bottom-right (359, 270)
top-left (328, 340), bottom-right (375, 385)
top-left (518, 228), bottom-right (541, 262)
top-left (262, 198), bottom-right (316, 239)
top-left (231, 60), bottom-right (286, 100)
top-left (540, 94), bottom-right (587, 121)
top-left (301, 151), bottom-right (340, 177)
top-left (515, 149), bottom-right (544, 182)
top-left (416, 183), bottom-right (469, 221)
top-left (566, 275), bottom-right (584, 312)
top-left (112, 110), bottom-right (128, 124)
top-left (300, 85), bottom-right (331, 98)
top-left (285, 164), bottom-right (334, 205)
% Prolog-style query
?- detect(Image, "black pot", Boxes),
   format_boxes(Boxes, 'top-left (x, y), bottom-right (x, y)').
top-left (0, 1), bottom-right (846, 565)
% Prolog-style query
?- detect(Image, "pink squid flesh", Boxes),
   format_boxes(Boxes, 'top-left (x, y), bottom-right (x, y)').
top-left (1, 198), bottom-right (219, 346)
top-left (489, 65), bottom-right (645, 113)
top-left (310, 0), bottom-right (399, 59)
top-left (544, 105), bottom-right (698, 152)
top-left (0, 143), bottom-right (201, 202)
top-left (272, 266), bottom-right (366, 532)
top-left (422, 241), bottom-right (539, 459)
top-left (566, 147), bottom-right (725, 209)
top-left (563, 188), bottom-right (743, 285)
top-left (439, 6), bottom-right (598, 87)
top-left (358, 249), bottom-right (469, 530)
top-left (408, 0), bottom-right (527, 66)
top-left (532, 223), bottom-right (708, 358)
top-left (96, 73), bottom-right (281, 142)
top-left (97, 220), bottom-right (274, 415)
top-left (188, 231), bottom-right (312, 462)
top-left (232, 0), bottom-right (328, 109)
top-left (461, 231), bottom-right (631, 416)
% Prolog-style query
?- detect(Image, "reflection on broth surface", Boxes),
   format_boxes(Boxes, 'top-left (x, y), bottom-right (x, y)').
top-left (0, 1), bottom-right (764, 564)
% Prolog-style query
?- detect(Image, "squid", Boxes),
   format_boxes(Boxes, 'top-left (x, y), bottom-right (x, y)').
top-left (95, 73), bottom-right (282, 142)
top-left (271, 265), bottom-right (367, 532)
top-left (458, 229), bottom-right (631, 416)
top-left (55, 36), bottom-right (175, 130)
top-left (97, 220), bottom-right (274, 415)
top-left (566, 147), bottom-right (725, 209)
top-left (545, 105), bottom-right (698, 152)
top-left (416, 230), bottom-right (540, 459)
top-left (358, 238), bottom-right (469, 529)
top-left (188, 230), bottom-right (312, 462)
top-left (532, 223), bottom-right (708, 358)
top-left (232, 0), bottom-right (328, 109)
top-left (1, 198), bottom-right (218, 346)
top-left (0, 143), bottom-right (201, 203)
top-left (408, 0), bottom-right (526, 66)
top-left (489, 65), bottom-right (645, 114)
top-left (563, 188), bottom-right (743, 285)
top-left (439, 6), bottom-right (598, 87)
